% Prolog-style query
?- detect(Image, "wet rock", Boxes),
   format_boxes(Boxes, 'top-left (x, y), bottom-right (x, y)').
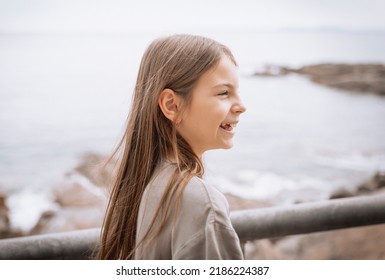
top-left (225, 193), bottom-right (271, 211)
top-left (30, 153), bottom-right (112, 236)
top-left (254, 63), bottom-right (385, 96)
top-left (357, 172), bottom-right (385, 194)
top-left (31, 206), bottom-right (105, 235)
top-left (274, 224), bottom-right (385, 259)
top-left (244, 239), bottom-right (280, 260)
top-left (0, 195), bottom-right (10, 238)
top-left (71, 152), bottom-right (116, 187)
top-left (0, 195), bottom-right (23, 239)
top-left (329, 188), bottom-right (355, 199)
top-left (330, 172), bottom-right (385, 199)
top-left (54, 174), bottom-right (107, 208)
top-left (31, 184), bottom-right (107, 236)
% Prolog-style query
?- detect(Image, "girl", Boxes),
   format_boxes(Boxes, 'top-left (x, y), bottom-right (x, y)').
top-left (96, 34), bottom-right (246, 260)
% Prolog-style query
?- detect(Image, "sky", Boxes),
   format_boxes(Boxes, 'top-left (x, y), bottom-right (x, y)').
top-left (0, 0), bottom-right (385, 33)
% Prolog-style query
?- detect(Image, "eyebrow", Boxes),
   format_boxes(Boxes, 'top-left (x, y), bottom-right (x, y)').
top-left (211, 83), bottom-right (237, 90)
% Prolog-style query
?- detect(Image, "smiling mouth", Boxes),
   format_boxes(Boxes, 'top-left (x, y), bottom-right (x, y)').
top-left (219, 122), bottom-right (237, 131)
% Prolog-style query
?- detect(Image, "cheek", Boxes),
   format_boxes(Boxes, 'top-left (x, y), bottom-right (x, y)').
top-left (200, 103), bottom-right (224, 124)
top-left (188, 97), bottom-right (230, 131)
top-left (211, 101), bottom-right (231, 120)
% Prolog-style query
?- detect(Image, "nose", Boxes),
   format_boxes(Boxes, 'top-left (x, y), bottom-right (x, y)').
top-left (232, 97), bottom-right (247, 114)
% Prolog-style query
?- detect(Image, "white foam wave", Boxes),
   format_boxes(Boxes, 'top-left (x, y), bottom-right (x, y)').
top-left (313, 152), bottom-right (385, 172)
top-left (207, 169), bottom-right (330, 203)
top-left (6, 190), bottom-right (59, 233)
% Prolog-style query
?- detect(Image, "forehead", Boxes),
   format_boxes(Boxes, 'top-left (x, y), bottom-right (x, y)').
top-left (196, 54), bottom-right (239, 89)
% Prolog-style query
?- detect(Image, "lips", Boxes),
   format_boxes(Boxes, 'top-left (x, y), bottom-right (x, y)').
top-left (219, 122), bottom-right (238, 131)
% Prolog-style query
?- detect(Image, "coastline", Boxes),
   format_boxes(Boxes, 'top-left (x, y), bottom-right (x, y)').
top-left (1, 151), bottom-right (384, 259)
top-left (254, 63), bottom-right (385, 96)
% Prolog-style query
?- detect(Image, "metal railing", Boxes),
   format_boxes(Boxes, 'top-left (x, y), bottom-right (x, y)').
top-left (1, 193), bottom-right (385, 259)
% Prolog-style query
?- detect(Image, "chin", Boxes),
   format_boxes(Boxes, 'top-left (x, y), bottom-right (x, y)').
top-left (221, 142), bottom-right (234, 150)
top-left (206, 143), bottom-right (233, 153)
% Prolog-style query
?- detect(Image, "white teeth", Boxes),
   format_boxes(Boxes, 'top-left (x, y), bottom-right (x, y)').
top-left (220, 123), bottom-right (236, 128)
top-left (220, 123), bottom-right (234, 131)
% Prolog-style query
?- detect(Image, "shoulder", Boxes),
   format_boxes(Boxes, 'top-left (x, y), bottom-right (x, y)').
top-left (173, 176), bottom-right (243, 260)
top-left (180, 176), bottom-right (230, 225)
top-left (186, 176), bottom-right (228, 206)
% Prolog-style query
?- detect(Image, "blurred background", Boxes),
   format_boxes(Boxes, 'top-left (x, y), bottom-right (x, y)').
top-left (0, 0), bottom-right (385, 259)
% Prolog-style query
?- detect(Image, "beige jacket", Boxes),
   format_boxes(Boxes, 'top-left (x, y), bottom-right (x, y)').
top-left (134, 162), bottom-right (244, 260)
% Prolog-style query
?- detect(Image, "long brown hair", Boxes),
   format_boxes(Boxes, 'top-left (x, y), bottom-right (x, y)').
top-left (96, 34), bottom-right (236, 259)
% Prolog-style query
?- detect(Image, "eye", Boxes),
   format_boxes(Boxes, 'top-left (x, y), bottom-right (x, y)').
top-left (217, 90), bottom-right (229, 97)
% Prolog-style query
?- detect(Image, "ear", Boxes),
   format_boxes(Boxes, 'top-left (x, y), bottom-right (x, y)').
top-left (158, 88), bottom-right (182, 122)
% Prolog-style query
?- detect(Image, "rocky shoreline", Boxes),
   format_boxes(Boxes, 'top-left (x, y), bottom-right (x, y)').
top-left (254, 63), bottom-right (385, 96)
top-left (244, 177), bottom-right (385, 260)
top-left (1, 152), bottom-right (384, 259)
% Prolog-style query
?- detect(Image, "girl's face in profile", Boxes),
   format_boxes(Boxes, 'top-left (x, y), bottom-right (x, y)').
top-left (177, 54), bottom-right (246, 157)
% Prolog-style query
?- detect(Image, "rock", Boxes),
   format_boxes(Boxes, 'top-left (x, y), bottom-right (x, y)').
top-left (54, 174), bottom-right (107, 208)
top-left (32, 178), bottom-right (108, 235)
top-left (296, 64), bottom-right (385, 96)
top-left (254, 63), bottom-right (385, 96)
top-left (30, 153), bottom-right (112, 235)
top-left (0, 195), bottom-right (23, 239)
top-left (71, 152), bottom-right (116, 187)
top-left (274, 224), bottom-right (385, 259)
top-left (225, 193), bottom-right (271, 211)
top-left (244, 239), bottom-right (280, 260)
top-left (329, 172), bottom-right (385, 199)
top-left (31, 206), bottom-right (106, 235)
top-left (329, 188), bottom-right (355, 199)
top-left (357, 172), bottom-right (385, 194)
top-left (0, 195), bottom-right (10, 238)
